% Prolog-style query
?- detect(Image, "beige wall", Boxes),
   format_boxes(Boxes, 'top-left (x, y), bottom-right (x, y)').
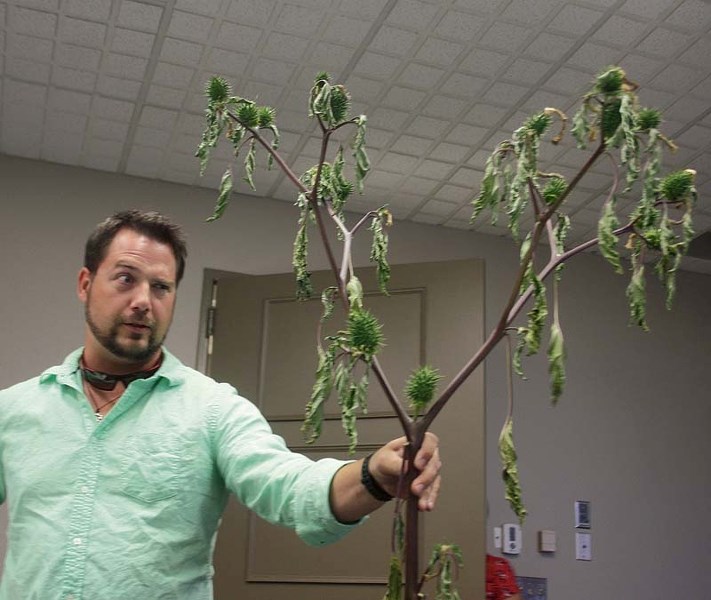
top-left (1, 155), bottom-right (710, 598)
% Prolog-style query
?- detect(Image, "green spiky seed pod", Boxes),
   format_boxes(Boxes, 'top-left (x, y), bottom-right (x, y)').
top-left (330, 85), bottom-right (350, 123)
top-left (257, 106), bottom-right (275, 127)
top-left (601, 98), bottom-right (622, 140)
top-left (525, 112), bottom-right (551, 136)
top-left (347, 309), bottom-right (384, 359)
top-left (405, 366), bottom-right (442, 418)
top-left (642, 229), bottom-right (662, 250)
top-left (659, 169), bottom-right (695, 202)
top-left (206, 76), bottom-right (230, 102)
top-left (314, 71), bottom-right (330, 85)
top-left (595, 66), bottom-right (626, 94)
top-left (542, 177), bottom-right (567, 206)
top-left (236, 103), bottom-right (259, 127)
top-left (636, 107), bottom-right (661, 131)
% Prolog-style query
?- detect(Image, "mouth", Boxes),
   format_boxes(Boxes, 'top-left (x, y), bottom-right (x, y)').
top-left (122, 322), bottom-right (153, 334)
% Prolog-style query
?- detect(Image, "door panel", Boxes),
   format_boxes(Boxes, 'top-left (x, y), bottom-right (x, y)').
top-left (205, 260), bottom-right (485, 599)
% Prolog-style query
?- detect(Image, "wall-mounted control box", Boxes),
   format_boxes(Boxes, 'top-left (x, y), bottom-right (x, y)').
top-left (502, 523), bottom-right (522, 555)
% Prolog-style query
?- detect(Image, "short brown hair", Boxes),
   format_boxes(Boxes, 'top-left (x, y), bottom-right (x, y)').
top-left (84, 210), bottom-right (188, 283)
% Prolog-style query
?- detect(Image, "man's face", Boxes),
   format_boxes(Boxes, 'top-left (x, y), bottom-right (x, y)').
top-left (78, 228), bottom-right (178, 370)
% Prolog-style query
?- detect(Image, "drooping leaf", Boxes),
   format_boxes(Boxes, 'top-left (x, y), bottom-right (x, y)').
top-left (206, 168), bottom-right (233, 222)
top-left (353, 115), bottom-right (370, 192)
top-left (523, 274), bottom-right (547, 356)
top-left (626, 260), bottom-right (649, 331)
top-left (320, 286), bottom-right (338, 323)
top-left (571, 102), bottom-right (591, 149)
top-left (383, 555), bottom-right (403, 600)
top-left (548, 321), bottom-right (566, 404)
top-left (369, 209), bottom-right (392, 295)
top-left (598, 196), bottom-right (623, 274)
top-left (423, 544), bottom-right (464, 600)
top-left (293, 197), bottom-right (313, 300)
top-left (346, 275), bottom-right (364, 310)
top-left (302, 345), bottom-right (335, 444)
top-left (243, 139), bottom-right (257, 190)
top-left (499, 416), bottom-right (527, 523)
top-left (196, 102), bottom-right (225, 175)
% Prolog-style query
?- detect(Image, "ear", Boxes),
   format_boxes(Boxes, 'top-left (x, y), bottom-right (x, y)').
top-left (77, 267), bottom-right (92, 303)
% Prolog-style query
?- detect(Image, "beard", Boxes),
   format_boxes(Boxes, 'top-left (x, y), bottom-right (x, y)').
top-left (85, 304), bottom-right (166, 364)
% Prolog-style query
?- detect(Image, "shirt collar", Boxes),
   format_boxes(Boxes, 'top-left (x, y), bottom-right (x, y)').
top-left (40, 347), bottom-right (185, 388)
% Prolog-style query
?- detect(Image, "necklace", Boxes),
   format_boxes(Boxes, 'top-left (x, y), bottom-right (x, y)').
top-left (84, 383), bottom-right (123, 421)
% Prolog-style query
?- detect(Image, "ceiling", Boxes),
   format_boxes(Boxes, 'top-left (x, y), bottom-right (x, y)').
top-left (2, 0), bottom-right (711, 272)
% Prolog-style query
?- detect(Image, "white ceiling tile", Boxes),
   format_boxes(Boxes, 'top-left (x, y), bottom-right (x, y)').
top-left (414, 37), bottom-right (465, 67)
top-left (667, 0), bottom-right (711, 31)
top-left (434, 183), bottom-right (470, 203)
top-left (134, 125), bottom-right (172, 149)
top-left (480, 21), bottom-right (531, 52)
top-left (215, 21), bottom-right (263, 52)
top-left (390, 1), bottom-right (443, 31)
top-left (421, 94), bottom-right (467, 119)
top-left (242, 80), bottom-right (284, 101)
top-left (482, 81), bottom-right (529, 107)
top-left (440, 72), bottom-right (487, 97)
top-left (619, 54), bottom-right (665, 81)
top-left (204, 48), bottom-right (249, 78)
top-left (619, 0), bottom-right (671, 19)
top-left (111, 28), bottom-right (156, 59)
top-left (568, 42), bottom-right (623, 71)
top-left (91, 119), bottom-right (129, 141)
top-left (7, 32), bottom-right (54, 62)
top-left (399, 175), bottom-right (439, 196)
top-left (417, 159), bottom-right (455, 179)
top-left (592, 15), bottom-right (650, 47)
top-left (154, 63), bottom-right (195, 88)
top-left (56, 44), bottom-right (102, 71)
top-left (445, 123), bottom-right (488, 146)
top-left (167, 10), bottom-right (214, 43)
top-left (12, 0), bottom-right (58, 10)
top-left (225, 0), bottom-right (276, 26)
top-left (365, 169), bottom-right (406, 188)
top-left (97, 75), bottom-right (142, 100)
top-left (118, 1), bottom-right (163, 33)
top-left (337, 0), bottom-right (388, 20)
top-left (355, 52), bottom-right (401, 79)
top-left (105, 53), bottom-right (148, 81)
top-left (176, 0), bottom-right (223, 17)
top-left (1, 121), bottom-right (42, 157)
top-left (523, 89), bottom-right (571, 113)
top-left (398, 63), bottom-right (445, 89)
top-left (262, 32), bottom-right (310, 61)
top-left (678, 36), bottom-right (711, 68)
top-left (434, 10), bottom-right (485, 42)
top-left (59, 16), bottom-right (107, 48)
top-left (459, 48), bottom-right (511, 77)
top-left (48, 88), bottom-right (91, 114)
top-left (126, 145), bottom-right (165, 177)
top-left (636, 27), bottom-right (691, 58)
top-left (274, 3), bottom-right (325, 37)
top-left (377, 152), bottom-right (419, 174)
top-left (379, 86), bottom-right (424, 112)
top-left (9, 6), bottom-right (57, 38)
top-left (4, 57), bottom-right (51, 84)
top-left (411, 212), bottom-right (445, 225)
top-left (449, 166), bottom-right (483, 188)
top-left (370, 26), bottom-right (418, 56)
top-left (51, 66), bottom-right (97, 92)
top-left (323, 15), bottom-right (372, 46)
top-left (675, 124), bottom-right (711, 149)
top-left (42, 129), bottom-right (83, 163)
top-left (665, 96), bottom-right (709, 122)
top-left (161, 38), bottom-right (204, 66)
top-left (543, 66), bottom-right (594, 94)
top-left (390, 134), bottom-right (433, 156)
top-left (548, 4), bottom-right (604, 35)
top-left (139, 105), bottom-right (178, 129)
top-left (502, 0), bottom-right (566, 24)
top-left (463, 103), bottom-right (509, 127)
top-left (146, 85), bottom-right (186, 110)
top-left (83, 152), bottom-right (120, 172)
top-left (3, 79), bottom-right (47, 107)
top-left (65, 0), bottom-right (111, 22)
top-left (650, 64), bottom-right (704, 94)
top-left (406, 115), bottom-right (449, 139)
top-left (93, 96), bottom-right (135, 122)
top-left (252, 57), bottom-right (297, 85)
top-left (429, 141), bottom-right (469, 163)
top-left (361, 127), bottom-right (394, 149)
top-left (368, 107), bottom-right (410, 130)
top-left (2, 102), bottom-right (44, 128)
top-left (419, 198), bottom-right (459, 217)
top-left (309, 42), bottom-right (354, 72)
top-left (524, 31), bottom-right (577, 61)
top-left (502, 58), bottom-right (552, 86)
top-left (467, 148), bottom-right (493, 169)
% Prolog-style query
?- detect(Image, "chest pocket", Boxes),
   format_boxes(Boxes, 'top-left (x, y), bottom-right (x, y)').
top-left (120, 434), bottom-right (184, 503)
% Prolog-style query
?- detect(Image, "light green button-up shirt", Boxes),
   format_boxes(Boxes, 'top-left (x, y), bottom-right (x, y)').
top-left (0, 348), bottom-right (357, 599)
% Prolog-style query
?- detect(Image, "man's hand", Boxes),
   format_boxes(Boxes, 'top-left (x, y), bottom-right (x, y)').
top-left (367, 432), bottom-right (441, 512)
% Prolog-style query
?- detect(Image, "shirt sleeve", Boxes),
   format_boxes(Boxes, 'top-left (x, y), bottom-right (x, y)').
top-left (209, 384), bottom-right (361, 546)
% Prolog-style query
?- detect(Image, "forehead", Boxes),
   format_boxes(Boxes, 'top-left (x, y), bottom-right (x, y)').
top-left (101, 228), bottom-right (177, 280)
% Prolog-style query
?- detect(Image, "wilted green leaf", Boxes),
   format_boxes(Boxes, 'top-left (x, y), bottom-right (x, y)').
top-left (353, 115), bottom-right (370, 192)
top-left (243, 139), bottom-right (256, 190)
top-left (346, 276), bottom-right (364, 310)
top-left (626, 261), bottom-right (649, 331)
top-left (598, 196), bottom-right (623, 274)
top-left (293, 199), bottom-right (312, 300)
top-left (383, 556), bottom-right (403, 600)
top-left (206, 168), bottom-right (233, 222)
top-left (369, 209), bottom-right (392, 295)
top-left (499, 417), bottom-right (527, 523)
top-left (302, 345), bottom-right (335, 444)
top-left (548, 321), bottom-right (566, 404)
top-left (523, 274), bottom-right (547, 356)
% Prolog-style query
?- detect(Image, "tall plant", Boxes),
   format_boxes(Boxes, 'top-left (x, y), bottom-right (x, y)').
top-left (196, 67), bottom-right (696, 599)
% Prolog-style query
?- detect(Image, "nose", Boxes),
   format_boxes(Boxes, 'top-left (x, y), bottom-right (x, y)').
top-left (130, 281), bottom-right (151, 314)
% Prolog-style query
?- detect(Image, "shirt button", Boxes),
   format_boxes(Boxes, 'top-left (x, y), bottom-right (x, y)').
top-left (73, 537), bottom-right (83, 546)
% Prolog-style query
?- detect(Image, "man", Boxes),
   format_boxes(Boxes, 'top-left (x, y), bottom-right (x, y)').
top-left (0, 210), bottom-right (440, 599)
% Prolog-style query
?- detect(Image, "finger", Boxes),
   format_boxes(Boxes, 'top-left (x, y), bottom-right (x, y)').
top-left (417, 474), bottom-right (441, 511)
top-left (411, 447), bottom-right (441, 494)
top-left (414, 432), bottom-right (439, 470)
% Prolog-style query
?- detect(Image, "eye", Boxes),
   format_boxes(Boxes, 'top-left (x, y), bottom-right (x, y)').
top-left (117, 273), bottom-right (134, 285)
top-left (152, 282), bottom-right (172, 296)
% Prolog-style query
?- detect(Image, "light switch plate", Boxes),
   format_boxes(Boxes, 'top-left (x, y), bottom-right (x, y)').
top-left (575, 532), bottom-right (592, 560)
top-left (538, 529), bottom-right (556, 553)
top-left (494, 526), bottom-right (502, 549)
top-left (503, 523), bottom-right (522, 555)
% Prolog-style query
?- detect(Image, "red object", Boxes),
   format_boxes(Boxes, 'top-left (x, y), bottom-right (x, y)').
top-left (486, 554), bottom-right (522, 600)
